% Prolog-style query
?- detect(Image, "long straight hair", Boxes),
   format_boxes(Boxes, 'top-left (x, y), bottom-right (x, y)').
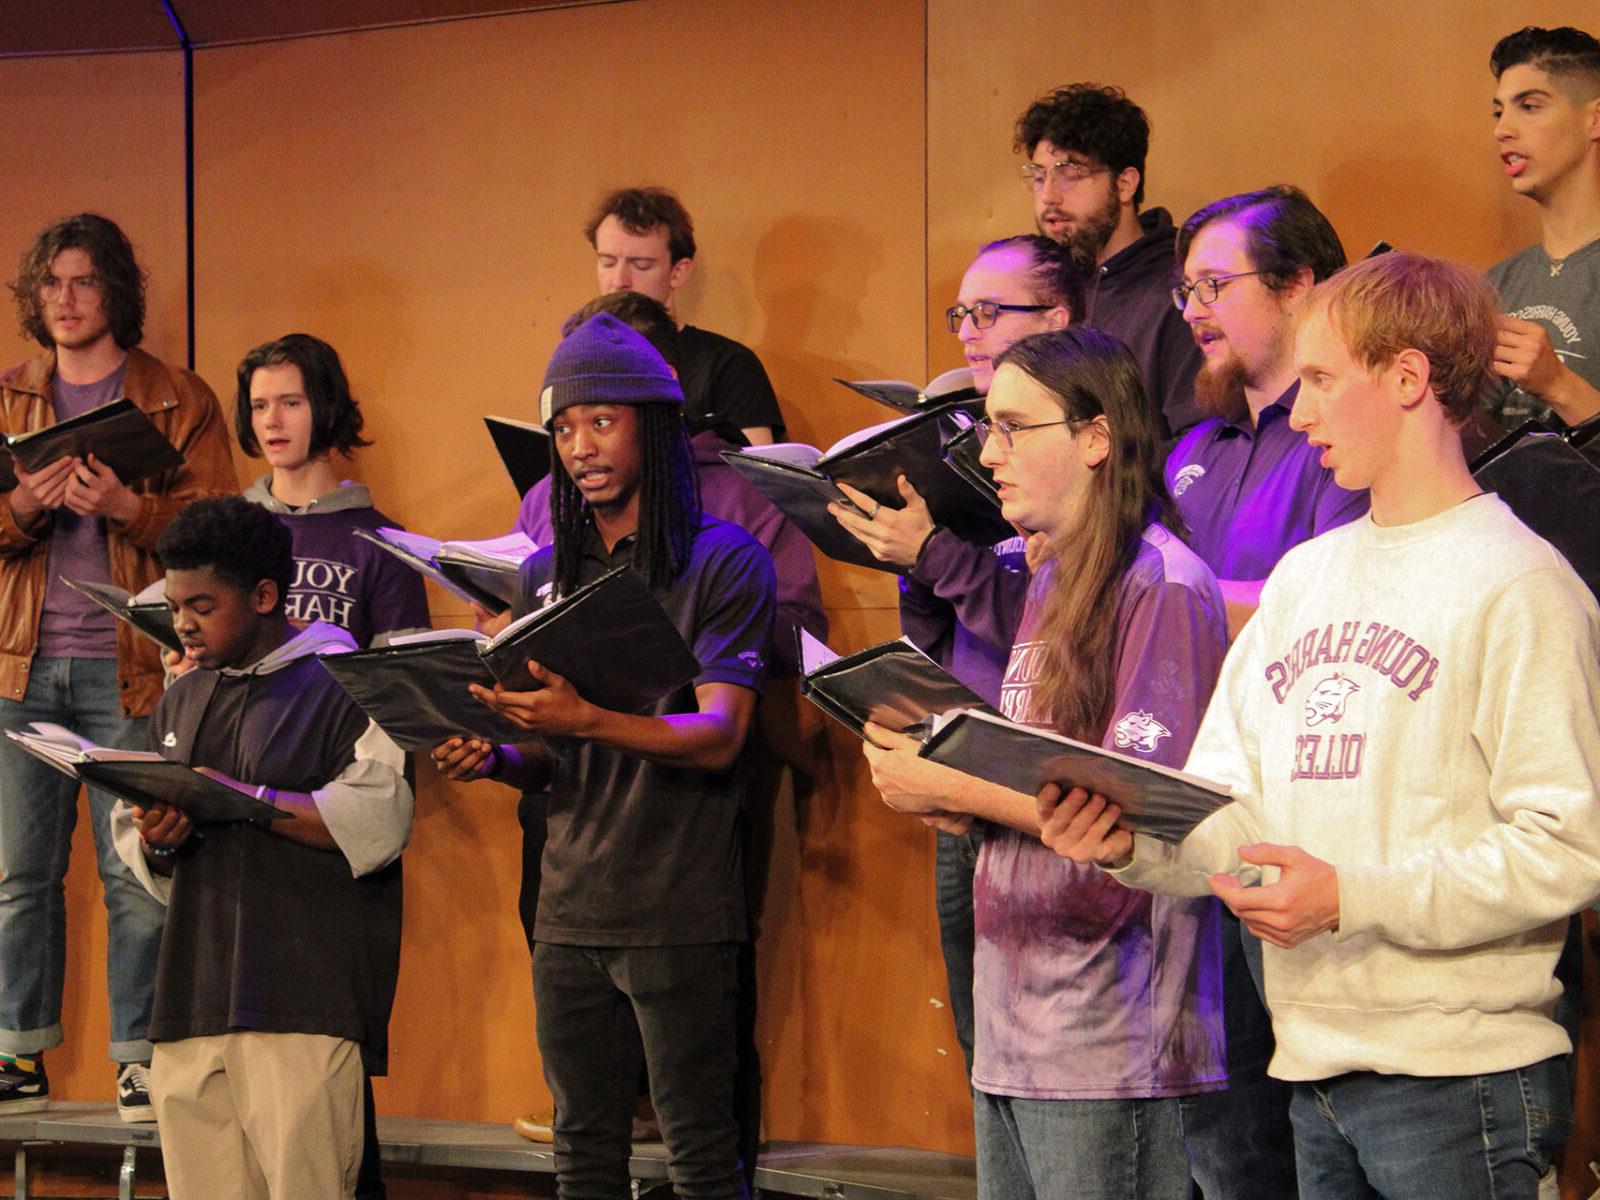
top-left (550, 401), bottom-right (701, 595)
top-left (992, 328), bottom-right (1180, 740)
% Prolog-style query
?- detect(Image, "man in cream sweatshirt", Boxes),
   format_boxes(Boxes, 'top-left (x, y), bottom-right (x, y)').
top-left (1036, 251), bottom-right (1600, 1199)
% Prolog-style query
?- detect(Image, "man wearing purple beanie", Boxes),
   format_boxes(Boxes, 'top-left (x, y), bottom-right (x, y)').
top-left (435, 313), bottom-right (776, 1200)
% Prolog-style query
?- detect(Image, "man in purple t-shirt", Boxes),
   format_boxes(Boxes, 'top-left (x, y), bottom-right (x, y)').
top-left (1162, 186), bottom-right (1367, 1200)
top-left (0, 214), bottom-right (236, 1120)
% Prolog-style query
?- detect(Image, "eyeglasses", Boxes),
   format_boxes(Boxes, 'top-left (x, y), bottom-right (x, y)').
top-left (946, 300), bottom-right (1053, 333)
top-left (1171, 270), bottom-right (1263, 312)
top-left (974, 417), bottom-right (1076, 451)
top-left (39, 274), bottom-right (103, 302)
top-left (1019, 159), bottom-right (1109, 193)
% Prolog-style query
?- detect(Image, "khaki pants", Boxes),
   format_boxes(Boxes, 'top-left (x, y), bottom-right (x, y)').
top-left (151, 1031), bottom-right (363, 1200)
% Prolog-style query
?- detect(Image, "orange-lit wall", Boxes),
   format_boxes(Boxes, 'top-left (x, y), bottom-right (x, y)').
top-left (2, 2), bottom-right (1598, 1192)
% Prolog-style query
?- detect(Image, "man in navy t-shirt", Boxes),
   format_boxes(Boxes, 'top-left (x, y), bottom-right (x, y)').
top-left (435, 314), bottom-right (774, 1200)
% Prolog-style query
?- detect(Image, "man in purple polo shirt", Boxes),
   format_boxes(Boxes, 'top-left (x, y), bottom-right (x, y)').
top-left (1163, 185), bottom-right (1367, 1200)
top-left (1014, 84), bottom-right (1203, 440)
top-left (1169, 186), bottom-right (1368, 633)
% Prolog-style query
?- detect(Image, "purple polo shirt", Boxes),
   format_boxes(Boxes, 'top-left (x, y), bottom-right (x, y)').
top-left (1165, 382), bottom-right (1368, 581)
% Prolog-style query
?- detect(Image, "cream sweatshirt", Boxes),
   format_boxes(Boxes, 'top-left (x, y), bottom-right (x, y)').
top-left (1116, 494), bottom-right (1600, 1080)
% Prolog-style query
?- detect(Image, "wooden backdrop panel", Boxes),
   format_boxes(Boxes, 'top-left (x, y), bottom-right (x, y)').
top-left (189, 0), bottom-right (964, 1151)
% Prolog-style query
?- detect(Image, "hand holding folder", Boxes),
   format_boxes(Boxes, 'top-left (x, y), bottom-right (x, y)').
top-left (319, 566), bottom-right (700, 751)
top-left (2, 398), bottom-right (183, 488)
top-left (5, 724), bottom-right (288, 824)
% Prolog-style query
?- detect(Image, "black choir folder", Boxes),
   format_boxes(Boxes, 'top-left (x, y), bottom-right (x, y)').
top-left (61, 577), bottom-right (181, 654)
top-left (720, 402), bottom-right (1012, 574)
top-left (798, 629), bottom-right (995, 739)
top-left (1471, 420), bottom-right (1600, 605)
top-left (484, 415), bottom-right (552, 497)
top-left (5, 724), bottom-right (289, 824)
top-left (2, 398), bottom-right (183, 488)
top-left (797, 631), bottom-right (1229, 843)
top-left (920, 710), bottom-right (1232, 845)
top-left (834, 367), bottom-right (980, 413)
top-left (353, 527), bottom-right (536, 614)
top-left (318, 565), bottom-right (701, 751)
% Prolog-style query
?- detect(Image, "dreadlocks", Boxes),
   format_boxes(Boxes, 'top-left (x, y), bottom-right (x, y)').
top-left (550, 402), bottom-right (702, 596)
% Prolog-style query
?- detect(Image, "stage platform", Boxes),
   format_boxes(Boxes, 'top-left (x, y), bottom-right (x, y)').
top-left (0, 1103), bottom-right (977, 1200)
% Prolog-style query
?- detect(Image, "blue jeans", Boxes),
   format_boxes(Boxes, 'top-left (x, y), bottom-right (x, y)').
top-left (934, 826), bottom-right (982, 1074)
top-left (974, 1090), bottom-right (1190, 1200)
top-left (1178, 911), bottom-right (1298, 1198)
top-left (0, 656), bottom-right (164, 1062)
top-left (1290, 1056), bottom-right (1571, 1199)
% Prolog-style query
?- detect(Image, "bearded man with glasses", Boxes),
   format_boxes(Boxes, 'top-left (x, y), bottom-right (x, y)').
top-left (1015, 84), bottom-right (1203, 439)
top-left (1156, 185), bottom-right (1367, 1200)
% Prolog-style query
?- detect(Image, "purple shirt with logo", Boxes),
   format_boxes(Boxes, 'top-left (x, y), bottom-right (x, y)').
top-left (970, 525), bottom-right (1228, 1099)
top-left (39, 361), bottom-right (129, 658)
top-left (1165, 382), bottom-right (1368, 581)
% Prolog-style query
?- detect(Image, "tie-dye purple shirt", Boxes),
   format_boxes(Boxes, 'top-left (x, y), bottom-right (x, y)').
top-left (971, 525), bottom-right (1229, 1100)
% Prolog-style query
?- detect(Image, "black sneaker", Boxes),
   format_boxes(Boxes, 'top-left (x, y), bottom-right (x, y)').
top-left (116, 1061), bottom-right (155, 1124)
top-left (0, 1055), bottom-right (48, 1115)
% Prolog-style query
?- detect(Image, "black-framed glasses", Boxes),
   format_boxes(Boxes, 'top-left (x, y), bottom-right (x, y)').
top-left (1018, 160), bottom-right (1109, 193)
top-left (1171, 270), bottom-right (1264, 312)
top-left (946, 300), bottom-right (1052, 333)
top-left (974, 417), bottom-right (1075, 450)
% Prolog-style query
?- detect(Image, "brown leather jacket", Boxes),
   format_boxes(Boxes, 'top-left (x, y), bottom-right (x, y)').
top-left (0, 347), bottom-right (238, 717)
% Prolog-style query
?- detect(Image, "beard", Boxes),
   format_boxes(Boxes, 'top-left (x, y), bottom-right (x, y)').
top-left (1038, 184), bottom-right (1122, 274)
top-left (1192, 352), bottom-right (1251, 424)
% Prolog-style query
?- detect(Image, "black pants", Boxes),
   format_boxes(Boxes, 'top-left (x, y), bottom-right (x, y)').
top-left (520, 793), bottom-right (762, 1189)
top-left (533, 941), bottom-right (745, 1200)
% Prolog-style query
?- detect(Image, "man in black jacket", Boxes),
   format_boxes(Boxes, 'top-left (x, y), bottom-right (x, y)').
top-left (1014, 84), bottom-right (1202, 439)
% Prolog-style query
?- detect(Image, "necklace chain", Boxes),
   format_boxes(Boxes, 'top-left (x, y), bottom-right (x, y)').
top-left (1549, 227), bottom-right (1600, 277)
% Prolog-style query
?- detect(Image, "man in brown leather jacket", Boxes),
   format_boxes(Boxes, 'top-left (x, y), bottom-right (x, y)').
top-left (0, 213), bottom-right (235, 1121)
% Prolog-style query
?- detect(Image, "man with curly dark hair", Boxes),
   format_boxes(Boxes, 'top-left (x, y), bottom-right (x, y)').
top-left (0, 213), bottom-right (236, 1121)
top-left (1014, 85), bottom-right (1203, 439)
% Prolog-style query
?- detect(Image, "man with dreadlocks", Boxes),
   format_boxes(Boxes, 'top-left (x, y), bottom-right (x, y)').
top-left (433, 312), bottom-right (775, 1200)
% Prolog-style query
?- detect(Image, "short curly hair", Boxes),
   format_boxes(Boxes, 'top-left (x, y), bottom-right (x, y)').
top-left (1014, 84), bottom-right (1150, 208)
top-left (10, 213), bottom-right (146, 350)
top-left (584, 187), bottom-right (696, 263)
top-left (157, 497), bottom-right (294, 613)
top-left (235, 333), bottom-right (371, 459)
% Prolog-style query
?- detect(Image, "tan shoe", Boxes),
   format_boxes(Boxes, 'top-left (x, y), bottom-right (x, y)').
top-left (512, 1112), bottom-right (555, 1143)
